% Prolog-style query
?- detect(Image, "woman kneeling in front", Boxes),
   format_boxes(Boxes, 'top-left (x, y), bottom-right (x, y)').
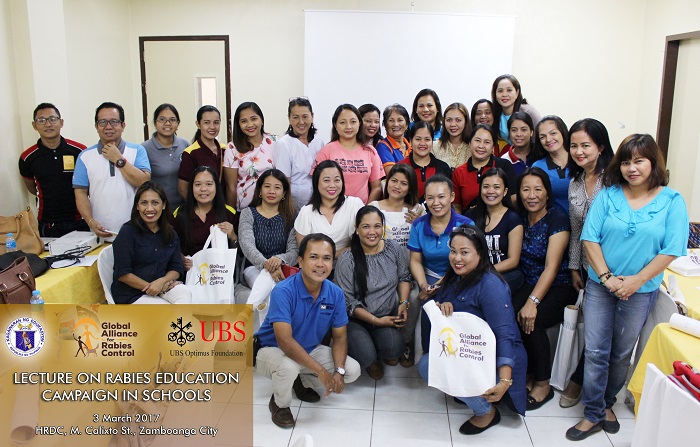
top-left (112, 181), bottom-right (191, 304)
top-left (418, 225), bottom-right (526, 434)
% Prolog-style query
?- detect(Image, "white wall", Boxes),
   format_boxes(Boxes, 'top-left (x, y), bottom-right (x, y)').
top-left (0, 0), bottom-right (29, 214)
top-left (5, 0), bottom-right (700, 213)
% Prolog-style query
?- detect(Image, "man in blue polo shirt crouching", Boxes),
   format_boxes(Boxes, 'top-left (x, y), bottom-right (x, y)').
top-left (255, 233), bottom-right (360, 428)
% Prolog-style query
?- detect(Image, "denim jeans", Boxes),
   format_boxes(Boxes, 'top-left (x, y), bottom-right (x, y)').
top-left (347, 319), bottom-right (405, 369)
top-left (417, 355), bottom-right (492, 416)
top-left (581, 279), bottom-right (658, 422)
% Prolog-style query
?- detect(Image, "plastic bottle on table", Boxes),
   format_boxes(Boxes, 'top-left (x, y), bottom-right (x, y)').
top-left (5, 232), bottom-right (17, 252)
top-left (30, 290), bottom-right (45, 322)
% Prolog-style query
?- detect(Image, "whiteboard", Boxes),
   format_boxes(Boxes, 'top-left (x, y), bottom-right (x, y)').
top-left (304, 10), bottom-right (515, 140)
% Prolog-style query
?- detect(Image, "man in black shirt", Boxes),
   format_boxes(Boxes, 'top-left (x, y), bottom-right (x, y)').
top-left (18, 103), bottom-right (89, 237)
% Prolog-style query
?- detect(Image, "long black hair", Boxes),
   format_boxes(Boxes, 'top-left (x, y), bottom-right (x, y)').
top-left (175, 165), bottom-right (229, 254)
top-left (130, 181), bottom-right (174, 246)
top-left (516, 166), bottom-right (554, 211)
top-left (349, 206), bottom-right (385, 305)
top-left (231, 101), bottom-right (265, 153)
top-left (468, 168), bottom-right (514, 230)
top-left (438, 225), bottom-right (500, 294)
top-left (310, 160), bottom-right (346, 213)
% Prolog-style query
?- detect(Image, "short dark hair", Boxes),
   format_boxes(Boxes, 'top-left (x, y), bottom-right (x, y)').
top-left (424, 173), bottom-right (453, 194)
top-left (408, 120), bottom-right (434, 140)
top-left (330, 103), bottom-right (367, 145)
top-left (299, 233), bottom-right (336, 260)
top-left (310, 160), bottom-right (346, 213)
top-left (383, 163), bottom-right (419, 207)
top-left (567, 118), bottom-right (614, 180)
top-left (95, 102), bottom-right (125, 123)
top-left (469, 123), bottom-right (499, 147)
top-left (517, 167), bottom-right (554, 210)
top-left (286, 97), bottom-right (317, 141)
top-left (382, 104), bottom-right (410, 130)
top-left (153, 103), bottom-right (180, 124)
top-left (411, 88), bottom-right (443, 131)
top-left (33, 103), bottom-right (60, 120)
top-left (603, 134), bottom-right (668, 190)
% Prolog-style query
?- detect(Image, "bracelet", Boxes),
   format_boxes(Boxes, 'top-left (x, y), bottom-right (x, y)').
top-left (528, 295), bottom-right (540, 306)
top-left (87, 218), bottom-right (94, 226)
top-left (399, 299), bottom-right (410, 309)
top-left (598, 271), bottom-right (612, 279)
top-left (499, 378), bottom-right (513, 386)
top-left (600, 273), bottom-right (613, 284)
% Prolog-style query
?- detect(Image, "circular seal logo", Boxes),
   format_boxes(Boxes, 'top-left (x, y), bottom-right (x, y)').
top-left (5, 317), bottom-right (45, 357)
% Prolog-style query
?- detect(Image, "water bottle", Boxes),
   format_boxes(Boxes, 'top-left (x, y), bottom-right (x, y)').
top-left (5, 232), bottom-right (17, 252)
top-left (30, 290), bottom-right (45, 322)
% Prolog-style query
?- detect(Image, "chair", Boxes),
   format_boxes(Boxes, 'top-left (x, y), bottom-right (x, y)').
top-left (97, 245), bottom-right (115, 304)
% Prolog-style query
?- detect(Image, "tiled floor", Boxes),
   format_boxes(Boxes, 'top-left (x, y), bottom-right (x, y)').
top-left (211, 363), bottom-right (636, 447)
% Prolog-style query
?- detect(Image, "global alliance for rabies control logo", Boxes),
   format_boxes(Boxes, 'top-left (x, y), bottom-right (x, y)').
top-left (5, 317), bottom-right (45, 357)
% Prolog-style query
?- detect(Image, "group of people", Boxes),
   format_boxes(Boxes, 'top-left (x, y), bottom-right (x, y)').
top-left (17, 73), bottom-right (689, 439)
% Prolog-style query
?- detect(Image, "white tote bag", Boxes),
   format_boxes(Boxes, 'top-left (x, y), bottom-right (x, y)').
top-left (185, 225), bottom-right (237, 304)
top-left (550, 289), bottom-right (585, 391)
top-left (424, 302), bottom-right (496, 397)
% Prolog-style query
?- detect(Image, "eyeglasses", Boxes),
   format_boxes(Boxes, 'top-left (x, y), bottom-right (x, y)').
top-left (156, 117), bottom-right (179, 124)
top-left (288, 96), bottom-right (309, 103)
top-left (97, 119), bottom-right (123, 127)
top-left (35, 116), bottom-right (60, 125)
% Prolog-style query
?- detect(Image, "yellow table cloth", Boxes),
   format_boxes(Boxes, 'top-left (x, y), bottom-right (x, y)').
top-left (36, 245), bottom-right (107, 304)
top-left (664, 269), bottom-right (700, 320)
top-left (628, 322), bottom-right (700, 414)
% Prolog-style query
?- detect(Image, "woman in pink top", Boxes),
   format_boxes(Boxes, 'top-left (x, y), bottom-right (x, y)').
top-left (224, 102), bottom-right (275, 210)
top-left (314, 104), bottom-right (384, 204)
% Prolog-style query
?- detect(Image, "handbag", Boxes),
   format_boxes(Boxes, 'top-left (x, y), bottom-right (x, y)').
top-left (185, 225), bottom-right (237, 304)
top-left (0, 206), bottom-right (43, 255)
top-left (0, 250), bottom-right (48, 277)
top-left (0, 256), bottom-right (36, 304)
top-left (550, 289), bottom-right (585, 391)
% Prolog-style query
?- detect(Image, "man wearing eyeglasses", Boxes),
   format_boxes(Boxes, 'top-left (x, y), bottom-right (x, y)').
top-left (19, 103), bottom-right (89, 237)
top-left (73, 102), bottom-right (151, 239)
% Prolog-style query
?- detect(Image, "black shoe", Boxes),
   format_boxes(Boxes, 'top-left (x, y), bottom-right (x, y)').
top-left (399, 344), bottom-right (414, 368)
top-left (459, 409), bottom-right (501, 435)
top-left (603, 410), bottom-right (620, 434)
top-left (566, 420), bottom-right (604, 441)
top-left (293, 376), bottom-right (320, 403)
top-left (526, 387), bottom-right (554, 411)
top-left (268, 395), bottom-right (295, 428)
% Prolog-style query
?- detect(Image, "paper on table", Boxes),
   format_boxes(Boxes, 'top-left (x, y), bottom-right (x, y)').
top-left (670, 313), bottom-right (700, 339)
top-left (76, 255), bottom-right (98, 267)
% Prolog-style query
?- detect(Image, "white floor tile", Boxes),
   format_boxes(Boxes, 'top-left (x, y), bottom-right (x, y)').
top-left (374, 377), bottom-right (447, 413)
top-left (606, 418), bottom-right (635, 447)
top-left (372, 410), bottom-right (453, 447)
top-left (525, 416), bottom-right (613, 447)
top-left (450, 413), bottom-right (532, 447)
top-left (252, 403), bottom-right (297, 447)
top-left (301, 373), bottom-right (375, 410)
top-left (382, 362), bottom-right (422, 379)
top-left (289, 407), bottom-right (373, 447)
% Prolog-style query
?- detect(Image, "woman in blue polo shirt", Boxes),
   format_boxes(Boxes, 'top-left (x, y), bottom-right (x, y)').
top-left (532, 116), bottom-right (572, 215)
top-left (408, 174), bottom-right (472, 352)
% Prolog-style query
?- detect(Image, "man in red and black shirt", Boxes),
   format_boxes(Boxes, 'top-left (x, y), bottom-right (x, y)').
top-left (18, 103), bottom-right (88, 237)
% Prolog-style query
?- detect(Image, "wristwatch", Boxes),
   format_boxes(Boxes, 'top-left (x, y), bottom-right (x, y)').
top-left (528, 295), bottom-right (541, 306)
top-left (115, 158), bottom-right (126, 168)
top-left (334, 367), bottom-right (346, 376)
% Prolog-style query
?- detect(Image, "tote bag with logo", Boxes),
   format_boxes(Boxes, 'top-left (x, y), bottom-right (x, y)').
top-left (185, 226), bottom-right (237, 304)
